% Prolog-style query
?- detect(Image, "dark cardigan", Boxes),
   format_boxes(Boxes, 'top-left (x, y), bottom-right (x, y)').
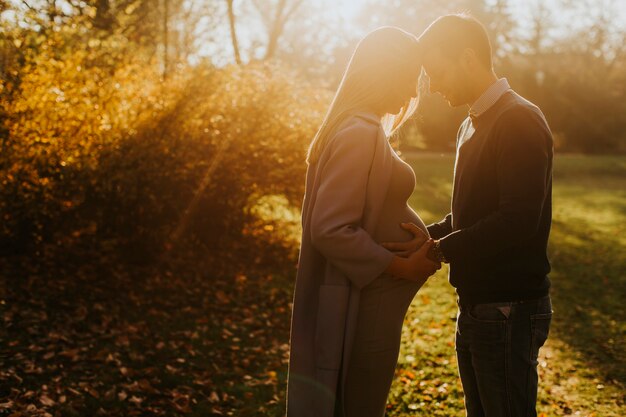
top-left (428, 91), bottom-right (553, 304)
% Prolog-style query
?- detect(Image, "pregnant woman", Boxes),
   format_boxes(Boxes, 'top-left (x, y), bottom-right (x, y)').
top-left (286, 27), bottom-right (440, 417)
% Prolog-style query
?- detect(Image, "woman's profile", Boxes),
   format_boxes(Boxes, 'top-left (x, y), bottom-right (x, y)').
top-left (286, 26), bottom-right (439, 417)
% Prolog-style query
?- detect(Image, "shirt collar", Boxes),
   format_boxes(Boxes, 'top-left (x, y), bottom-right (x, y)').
top-left (469, 78), bottom-right (511, 119)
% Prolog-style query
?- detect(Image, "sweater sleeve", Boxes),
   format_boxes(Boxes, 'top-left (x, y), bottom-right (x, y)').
top-left (310, 122), bottom-right (394, 289)
top-left (427, 214), bottom-right (453, 239)
top-left (439, 108), bottom-right (552, 262)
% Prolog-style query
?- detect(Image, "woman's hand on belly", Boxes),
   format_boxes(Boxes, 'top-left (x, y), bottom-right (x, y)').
top-left (381, 222), bottom-right (430, 257)
top-left (385, 239), bottom-right (441, 282)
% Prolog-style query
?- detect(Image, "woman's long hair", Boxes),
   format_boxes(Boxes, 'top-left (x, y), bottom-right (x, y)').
top-left (307, 27), bottom-right (423, 165)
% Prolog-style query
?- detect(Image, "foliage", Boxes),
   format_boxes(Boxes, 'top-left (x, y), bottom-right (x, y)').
top-left (79, 61), bottom-right (324, 262)
top-left (1, 25), bottom-right (157, 253)
top-left (0, 26), bottom-right (327, 259)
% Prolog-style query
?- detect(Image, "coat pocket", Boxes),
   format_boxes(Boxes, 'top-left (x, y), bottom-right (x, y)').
top-left (314, 284), bottom-right (350, 371)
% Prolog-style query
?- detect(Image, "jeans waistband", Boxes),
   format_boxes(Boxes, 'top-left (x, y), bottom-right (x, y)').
top-left (457, 295), bottom-right (551, 311)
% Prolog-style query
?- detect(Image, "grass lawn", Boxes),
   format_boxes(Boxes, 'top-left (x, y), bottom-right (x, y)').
top-left (1, 154), bottom-right (624, 416)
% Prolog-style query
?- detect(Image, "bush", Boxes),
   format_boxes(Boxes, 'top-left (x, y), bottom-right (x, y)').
top-left (1, 38), bottom-right (329, 264)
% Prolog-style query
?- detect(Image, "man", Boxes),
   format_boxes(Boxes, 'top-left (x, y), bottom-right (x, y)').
top-left (384, 14), bottom-right (554, 417)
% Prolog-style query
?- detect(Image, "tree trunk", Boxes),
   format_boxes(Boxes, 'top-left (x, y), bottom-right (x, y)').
top-left (93, 0), bottom-right (114, 31)
top-left (263, 0), bottom-right (303, 60)
top-left (163, 0), bottom-right (169, 78)
top-left (226, 0), bottom-right (242, 65)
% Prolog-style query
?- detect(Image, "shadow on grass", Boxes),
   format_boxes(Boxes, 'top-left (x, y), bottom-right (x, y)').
top-left (548, 219), bottom-right (626, 386)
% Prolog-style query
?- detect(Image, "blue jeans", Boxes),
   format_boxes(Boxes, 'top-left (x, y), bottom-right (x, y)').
top-left (456, 296), bottom-right (552, 417)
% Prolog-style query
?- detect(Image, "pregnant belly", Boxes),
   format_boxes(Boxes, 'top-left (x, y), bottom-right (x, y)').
top-left (373, 205), bottom-right (429, 243)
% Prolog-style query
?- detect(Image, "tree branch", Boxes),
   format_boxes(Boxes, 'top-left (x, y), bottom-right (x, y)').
top-left (263, 0), bottom-right (304, 60)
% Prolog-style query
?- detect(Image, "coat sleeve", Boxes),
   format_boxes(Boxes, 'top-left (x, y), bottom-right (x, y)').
top-left (310, 122), bottom-right (394, 289)
top-left (439, 108), bottom-right (552, 262)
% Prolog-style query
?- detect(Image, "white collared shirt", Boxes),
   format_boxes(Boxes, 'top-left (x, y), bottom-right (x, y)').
top-left (469, 78), bottom-right (511, 118)
top-left (457, 78), bottom-right (512, 148)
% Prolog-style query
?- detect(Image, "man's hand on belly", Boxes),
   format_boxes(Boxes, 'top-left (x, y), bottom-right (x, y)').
top-left (381, 223), bottom-right (429, 257)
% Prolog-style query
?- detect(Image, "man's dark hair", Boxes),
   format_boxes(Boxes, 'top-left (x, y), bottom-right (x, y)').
top-left (419, 13), bottom-right (493, 69)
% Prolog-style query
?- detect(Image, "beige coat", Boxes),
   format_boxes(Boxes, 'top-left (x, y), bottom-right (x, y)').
top-left (286, 113), bottom-right (396, 416)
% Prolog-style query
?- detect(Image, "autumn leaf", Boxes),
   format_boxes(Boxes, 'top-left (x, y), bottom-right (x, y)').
top-left (39, 395), bottom-right (55, 407)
